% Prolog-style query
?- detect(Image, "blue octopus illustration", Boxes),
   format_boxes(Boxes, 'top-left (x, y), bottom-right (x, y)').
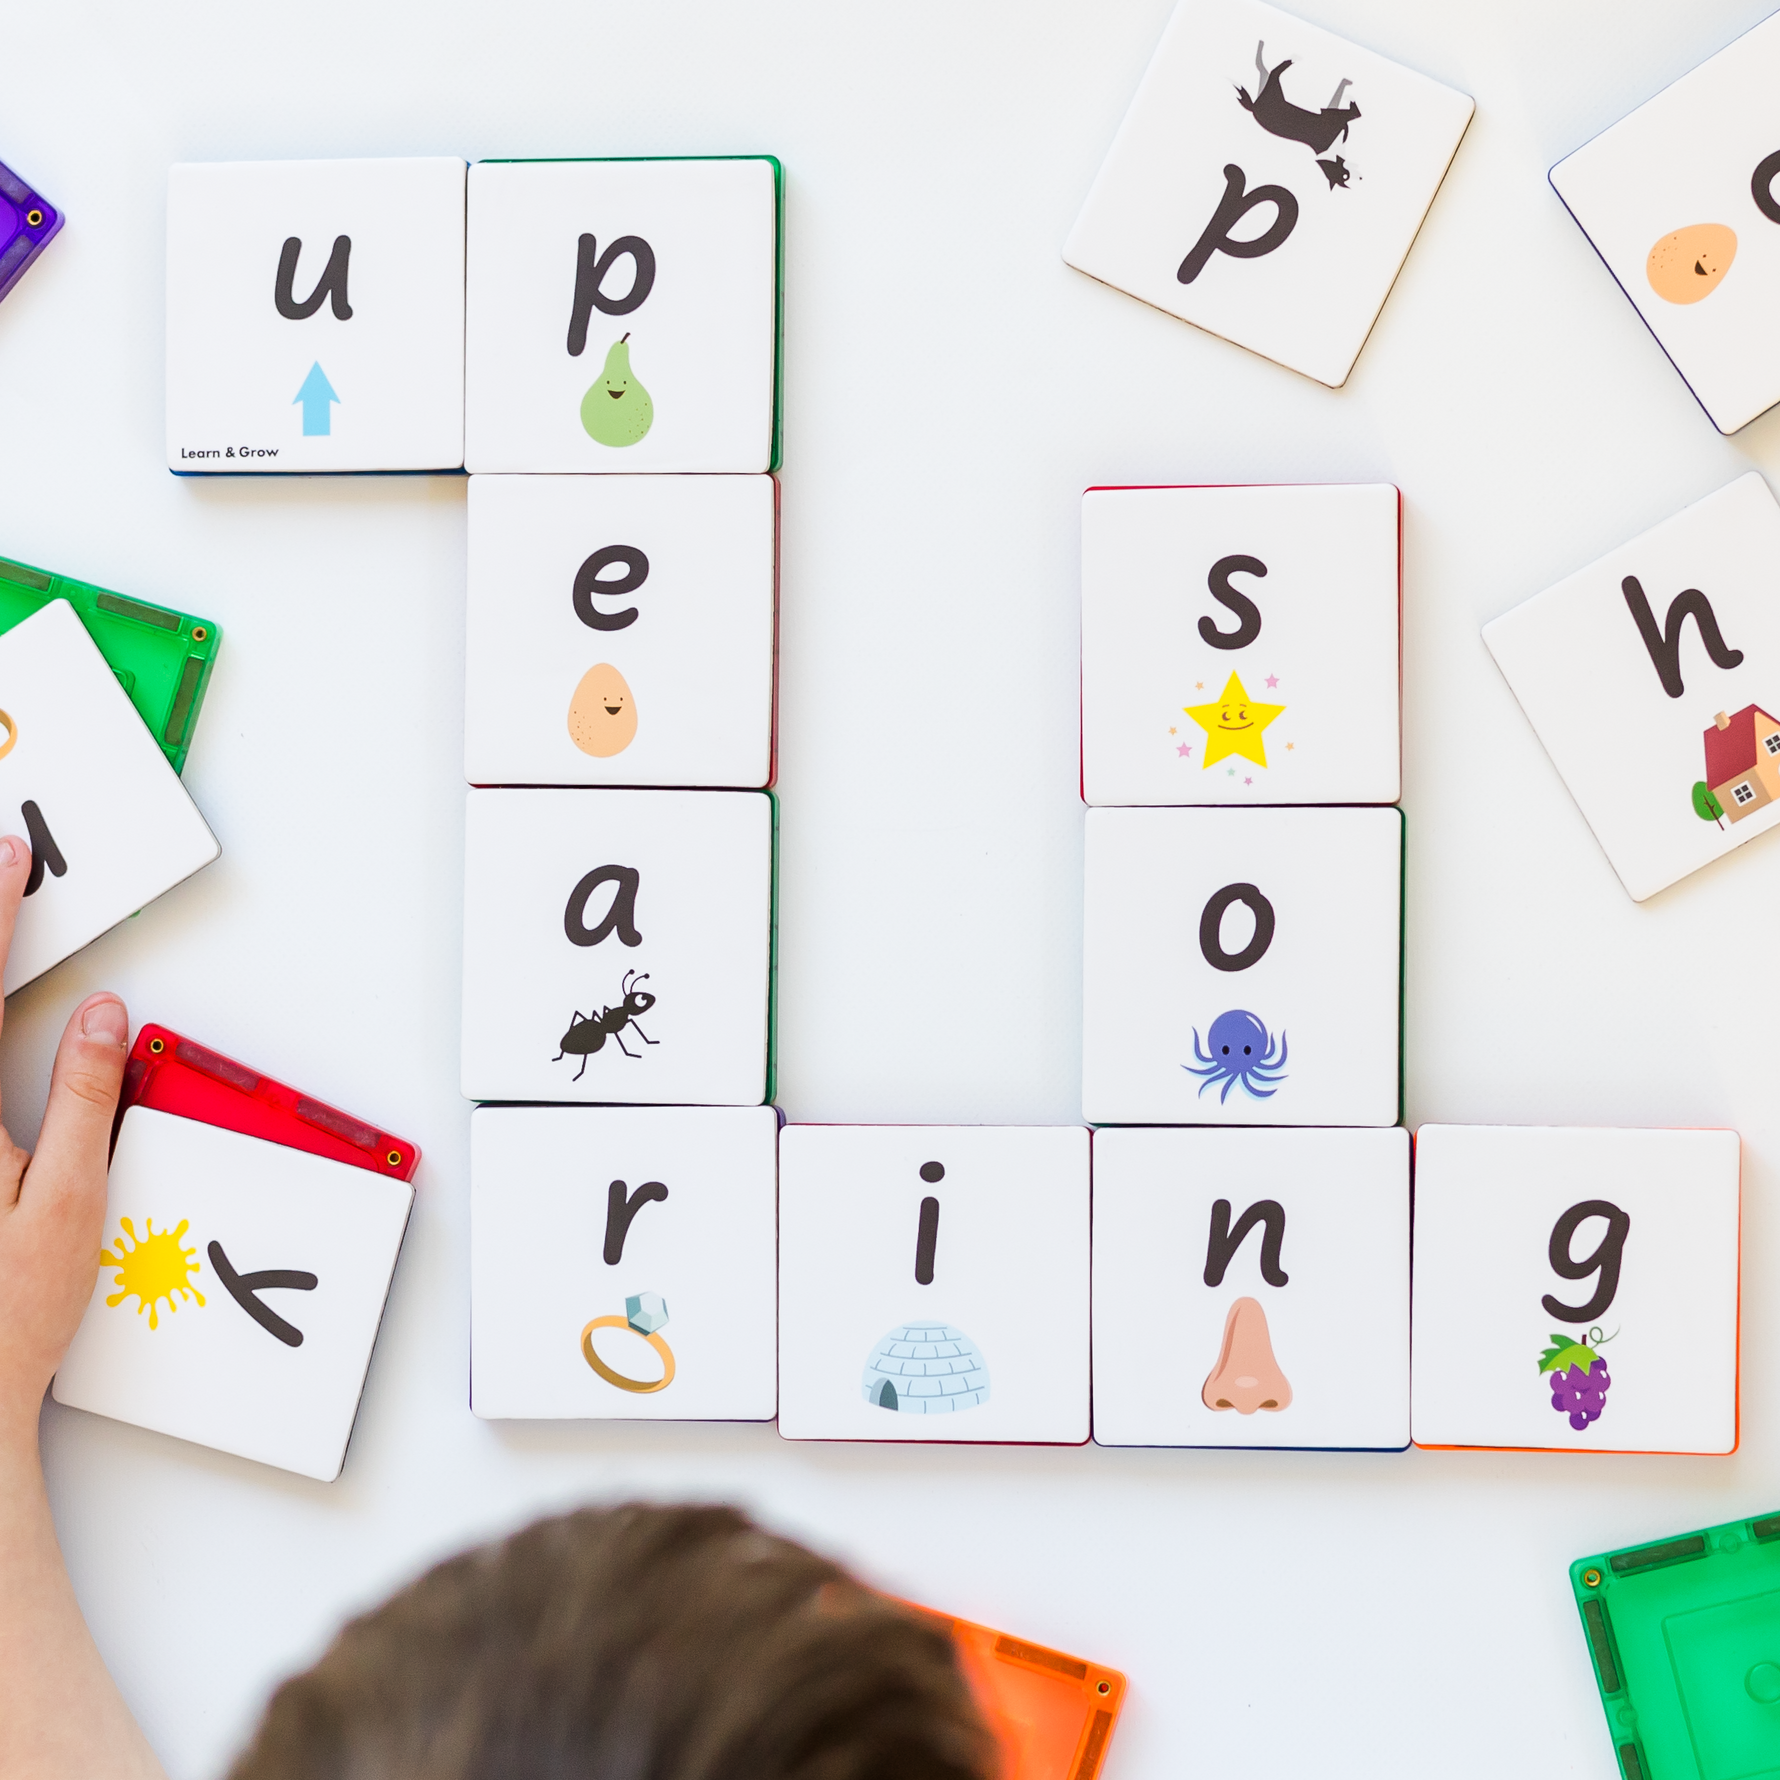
top-left (1185, 1009), bottom-right (1288, 1102)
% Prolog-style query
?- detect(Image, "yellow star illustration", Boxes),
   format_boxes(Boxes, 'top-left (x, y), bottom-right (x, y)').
top-left (1183, 672), bottom-right (1285, 769)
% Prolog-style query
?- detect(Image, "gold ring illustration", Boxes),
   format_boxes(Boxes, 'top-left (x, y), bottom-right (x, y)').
top-left (0, 709), bottom-right (16, 761)
top-left (580, 1309), bottom-right (675, 1394)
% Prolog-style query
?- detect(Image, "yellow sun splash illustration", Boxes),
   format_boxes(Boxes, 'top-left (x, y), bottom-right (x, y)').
top-left (102, 1217), bottom-right (205, 1329)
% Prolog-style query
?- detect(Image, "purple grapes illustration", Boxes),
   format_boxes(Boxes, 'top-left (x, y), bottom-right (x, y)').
top-left (1538, 1327), bottom-right (1616, 1430)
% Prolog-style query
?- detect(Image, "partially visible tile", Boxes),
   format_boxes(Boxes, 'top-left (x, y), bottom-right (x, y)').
top-left (0, 601), bottom-right (218, 995)
top-left (166, 158), bottom-right (466, 472)
top-left (1411, 1125), bottom-right (1740, 1455)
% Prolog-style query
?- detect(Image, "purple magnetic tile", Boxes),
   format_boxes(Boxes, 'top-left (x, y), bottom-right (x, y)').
top-left (0, 159), bottom-right (62, 305)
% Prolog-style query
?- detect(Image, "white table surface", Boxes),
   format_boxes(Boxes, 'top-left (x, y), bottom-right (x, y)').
top-left (3, 2), bottom-right (1778, 1774)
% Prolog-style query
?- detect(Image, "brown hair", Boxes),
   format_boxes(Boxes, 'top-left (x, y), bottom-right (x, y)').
top-left (228, 1502), bottom-right (997, 1780)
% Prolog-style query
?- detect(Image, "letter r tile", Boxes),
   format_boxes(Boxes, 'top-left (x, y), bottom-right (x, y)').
top-left (459, 788), bottom-right (772, 1106)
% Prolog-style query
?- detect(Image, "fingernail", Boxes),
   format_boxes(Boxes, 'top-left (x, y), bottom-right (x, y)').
top-left (0, 836), bottom-right (17, 867)
top-left (81, 998), bottom-right (128, 1045)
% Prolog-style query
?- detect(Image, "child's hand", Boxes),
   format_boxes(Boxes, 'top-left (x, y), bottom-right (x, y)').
top-left (0, 832), bottom-right (161, 1776)
top-left (0, 835), bottom-right (129, 1450)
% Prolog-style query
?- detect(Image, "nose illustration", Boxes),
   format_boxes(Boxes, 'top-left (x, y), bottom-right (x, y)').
top-left (1202, 1296), bottom-right (1292, 1414)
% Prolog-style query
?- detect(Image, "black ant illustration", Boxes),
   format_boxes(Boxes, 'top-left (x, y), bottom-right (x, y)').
top-left (1238, 42), bottom-right (1360, 159)
top-left (554, 970), bottom-right (659, 1080)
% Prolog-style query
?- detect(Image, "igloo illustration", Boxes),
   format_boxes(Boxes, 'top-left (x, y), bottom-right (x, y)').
top-left (861, 1322), bottom-right (990, 1413)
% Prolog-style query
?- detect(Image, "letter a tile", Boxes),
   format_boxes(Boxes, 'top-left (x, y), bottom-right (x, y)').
top-left (1063, 0), bottom-right (1472, 387)
top-left (1081, 482), bottom-right (1400, 806)
top-left (470, 1106), bottom-right (777, 1421)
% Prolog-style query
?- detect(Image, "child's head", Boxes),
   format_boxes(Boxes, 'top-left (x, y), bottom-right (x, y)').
top-left (228, 1502), bottom-right (996, 1780)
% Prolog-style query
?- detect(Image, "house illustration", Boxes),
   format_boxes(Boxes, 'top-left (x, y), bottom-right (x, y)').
top-left (1704, 705), bottom-right (1780, 822)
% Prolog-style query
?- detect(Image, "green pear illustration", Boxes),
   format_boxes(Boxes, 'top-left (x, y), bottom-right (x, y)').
top-left (580, 332), bottom-right (654, 447)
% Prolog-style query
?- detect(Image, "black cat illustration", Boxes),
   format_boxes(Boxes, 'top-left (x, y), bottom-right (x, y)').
top-left (1237, 43), bottom-right (1360, 157)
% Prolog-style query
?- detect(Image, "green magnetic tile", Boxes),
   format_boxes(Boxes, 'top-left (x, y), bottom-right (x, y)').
top-left (1573, 1512), bottom-right (1780, 1779)
top-left (0, 554), bottom-right (220, 773)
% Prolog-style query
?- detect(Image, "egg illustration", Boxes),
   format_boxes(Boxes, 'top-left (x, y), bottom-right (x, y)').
top-left (567, 664), bottom-right (638, 757)
top-left (1646, 224), bottom-right (1737, 305)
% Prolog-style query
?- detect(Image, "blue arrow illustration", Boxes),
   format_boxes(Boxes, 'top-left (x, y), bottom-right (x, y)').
top-left (293, 361), bottom-right (339, 436)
